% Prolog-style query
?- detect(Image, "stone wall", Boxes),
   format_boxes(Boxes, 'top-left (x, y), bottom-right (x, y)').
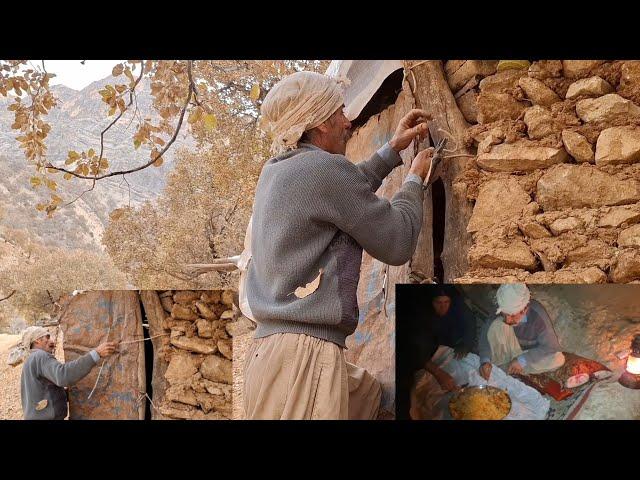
top-left (151, 290), bottom-right (235, 419)
top-left (445, 60), bottom-right (640, 283)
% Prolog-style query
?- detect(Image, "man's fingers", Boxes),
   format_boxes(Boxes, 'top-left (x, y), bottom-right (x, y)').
top-left (404, 109), bottom-right (431, 125)
top-left (412, 123), bottom-right (429, 138)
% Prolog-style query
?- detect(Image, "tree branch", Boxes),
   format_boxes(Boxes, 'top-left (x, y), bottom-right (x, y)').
top-left (45, 61), bottom-right (193, 181)
top-left (0, 290), bottom-right (16, 302)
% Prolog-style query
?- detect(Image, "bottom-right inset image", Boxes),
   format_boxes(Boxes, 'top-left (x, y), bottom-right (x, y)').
top-left (396, 284), bottom-right (640, 420)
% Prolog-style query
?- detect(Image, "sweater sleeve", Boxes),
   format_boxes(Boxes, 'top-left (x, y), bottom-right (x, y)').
top-left (37, 351), bottom-right (98, 388)
top-left (355, 142), bottom-right (403, 192)
top-left (518, 302), bottom-right (562, 366)
top-left (317, 154), bottom-right (424, 266)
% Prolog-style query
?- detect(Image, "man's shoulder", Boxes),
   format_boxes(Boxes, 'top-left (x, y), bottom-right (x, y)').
top-left (25, 349), bottom-right (51, 367)
top-left (292, 147), bottom-right (353, 168)
top-left (265, 147), bottom-right (361, 181)
top-left (529, 299), bottom-right (551, 322)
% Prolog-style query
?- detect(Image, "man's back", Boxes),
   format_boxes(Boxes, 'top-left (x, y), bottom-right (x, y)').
top-left (246, 142), bottom-right (424, 347)
top-left (21, 348), bottom-right (97, 420)
top-left (21, 350), bottom-right (68, 420)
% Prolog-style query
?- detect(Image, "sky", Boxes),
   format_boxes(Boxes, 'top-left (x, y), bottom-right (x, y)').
top-left (32, 60), bottom-right (123, 90)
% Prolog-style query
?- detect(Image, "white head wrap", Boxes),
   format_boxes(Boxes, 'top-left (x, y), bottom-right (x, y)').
top-left (496, 284), bottom-right (531, 315)
top-left (259, 71), bottom-right (349, 155)
top-left (6, 326), bottom-right (50, 366)
top-left (21, 326), bottom-right (50, 349)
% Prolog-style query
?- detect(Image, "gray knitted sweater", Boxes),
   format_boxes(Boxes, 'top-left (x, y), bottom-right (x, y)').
top-left (21, 349), bottom-right (98, 420)
top-left (246, 142), bottom-right (424, 347)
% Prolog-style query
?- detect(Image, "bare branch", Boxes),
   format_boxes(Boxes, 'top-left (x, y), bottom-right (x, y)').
top-left (0, 290), bottom-right (16, 302)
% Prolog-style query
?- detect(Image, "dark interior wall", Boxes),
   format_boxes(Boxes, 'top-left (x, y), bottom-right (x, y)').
top-left (350, 69), bottom-right (404, 130)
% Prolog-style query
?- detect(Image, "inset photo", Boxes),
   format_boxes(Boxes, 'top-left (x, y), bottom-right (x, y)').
top-left (396, 283), bottom-right (640, 420)
top-left (1, 289), bottom-right (247, 420)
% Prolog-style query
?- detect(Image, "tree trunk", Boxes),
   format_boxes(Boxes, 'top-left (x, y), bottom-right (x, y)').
top-left (409, 60), bottom-right (475, 282)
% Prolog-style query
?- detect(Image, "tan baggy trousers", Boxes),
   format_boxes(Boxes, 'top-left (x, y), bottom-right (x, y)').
top-left (486, 319), bottom-right (565, 374)
top-left (243, 333), bottom-right (382, 420)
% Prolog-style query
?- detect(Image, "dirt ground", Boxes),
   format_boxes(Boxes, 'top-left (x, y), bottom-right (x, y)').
top-left (0, 334), bottom-right (21, 419)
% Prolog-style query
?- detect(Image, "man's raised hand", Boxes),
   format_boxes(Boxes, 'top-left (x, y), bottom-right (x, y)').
top-left (95, 342), bottom-right (117, 358)
top-left (389, 109), bottom-right (432, 153)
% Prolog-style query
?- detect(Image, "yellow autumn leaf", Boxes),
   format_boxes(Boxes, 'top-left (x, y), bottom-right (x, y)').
top-left (30, 176), bottom-right (42, 187)
top-left (88, 148), bottom-right (95, 157)
top-left (63, 173), bottom-right (73, 180)
top-left (250, 83), bottom-right (261, 101)
top-left (203, 113), bottom-right (217, 131)
top-left (35, 203), bottom-right (46, 212)
top-left (153, 157), bottom-right (164, 167)
top-left (188, 107), bottom-right (203, 125)
top-left (35, 399), bottom-right (48, 411)
top-left (112, 64), bottom-right (124, 77)
top-left (151, 135), bottom-right (166, 146)
top-left (293, 269), bottom-right (323, 299)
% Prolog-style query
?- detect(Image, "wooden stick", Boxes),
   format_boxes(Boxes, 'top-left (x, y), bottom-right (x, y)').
top-left (119, 333), bottom-right (170, 345)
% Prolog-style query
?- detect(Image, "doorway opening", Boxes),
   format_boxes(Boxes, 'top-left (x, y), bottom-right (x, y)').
top-left (432, 178), bottom-right (446, 283)
top-left (139, 299), bottom-right (154, 420)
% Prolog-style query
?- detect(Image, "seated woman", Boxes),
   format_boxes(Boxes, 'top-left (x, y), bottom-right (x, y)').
top-left (478, 284), bottom-right (565, 381)
top-left (408, 287), bottom-right (476, 417)
top-left (420, 287), bottom-right (476, 392)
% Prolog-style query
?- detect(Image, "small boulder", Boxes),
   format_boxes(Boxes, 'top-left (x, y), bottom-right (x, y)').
top-left (561, 130), bottom-right (594, 163)
top-left (524, 106), bottom-right (555, 140)
top-left (170, 336), bottom-right (217, 355)
top-left (477, 142), bottom-right (569, 172)
top-left (519, 221), bottom-right (552, 239)
top-left (164, 353), bottom-right (199, 385)
top-left (200, 355), bottom-right (232, 384)
top-left (598, 207), bottom-right (640, 228)
top-left (565, 76), bottom-right (613, 99)
top-left (477, 92), bottom-right (527, 124)
top-left (549, 217), bottom-right (584, 235)
top-left (537, 164), bottom-right (640, 210)
top-left (518, 77), bottom-right (560, 107)
top-left (575, 93), bottom-right (640, 124)
top-left (469, 240), bottom-right (537, 271)
top-left (595, 126), bottom-right (640, 166)
top-left (562, 60), bottom-right (605, 79)
top-left (467, 178), bottom-right (531, 232)
top-left (618, 224), bottom-right (640, 247)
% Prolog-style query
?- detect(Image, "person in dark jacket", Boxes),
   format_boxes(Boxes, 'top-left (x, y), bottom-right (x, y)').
top-left (413, 287), bottom-right (477, 393)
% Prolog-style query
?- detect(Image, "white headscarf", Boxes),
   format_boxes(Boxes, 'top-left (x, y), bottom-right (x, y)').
top-left (6, 326), bottom-right (50, 366)
top-left (259, 71), bottom-right (349, 155)
top-left (496, 284), bottom-right (531, 315)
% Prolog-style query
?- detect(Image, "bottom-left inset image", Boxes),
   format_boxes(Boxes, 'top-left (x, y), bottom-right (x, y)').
top-left (1, 290), bottom-right (241, 420)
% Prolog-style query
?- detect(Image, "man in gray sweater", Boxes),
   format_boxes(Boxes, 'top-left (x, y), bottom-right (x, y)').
top-left (20, 326), bottom-right (116, 420)
top-left (243, 71), bottom-right (434, 419)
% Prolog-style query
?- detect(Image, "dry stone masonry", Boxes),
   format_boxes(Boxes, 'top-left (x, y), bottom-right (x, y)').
top-left (446, 59), bottom-right (640, 283)
top-left (153, 289), bottom-right (237, 419)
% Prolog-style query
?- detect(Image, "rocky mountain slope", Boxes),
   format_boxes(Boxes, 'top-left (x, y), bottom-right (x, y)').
top-left (0, 74), bottom-right (193, 250)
